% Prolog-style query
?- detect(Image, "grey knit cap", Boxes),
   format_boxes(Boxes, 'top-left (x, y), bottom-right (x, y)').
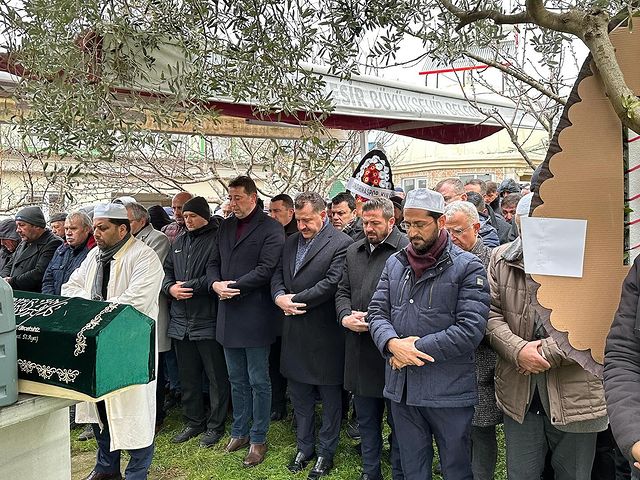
top-left (15, 206), bottom-right (46, 228)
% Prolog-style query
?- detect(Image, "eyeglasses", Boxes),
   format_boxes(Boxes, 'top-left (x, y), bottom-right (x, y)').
top-left (445, 225), bottom-right (472, 238)
top-left (400, 219), bottom-right (436, 231)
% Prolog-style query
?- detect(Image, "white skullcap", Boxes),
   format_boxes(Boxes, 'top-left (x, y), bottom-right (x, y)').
top-left (516, 192), bottom-right (534, 217)
top-left (93, 202), bottom-right (129, 220)
top-left (114, 196), bottom-right (136, 205)
top-left (404, 188), bottom-right (445, 214)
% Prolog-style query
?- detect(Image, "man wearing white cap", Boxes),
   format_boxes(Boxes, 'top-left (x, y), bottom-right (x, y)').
top-left (487, 192), bottom-right (607, 480)
top-left (62, 202), bottom-right (164, 480)
top-left (369, 188), bottom-right (490, 480)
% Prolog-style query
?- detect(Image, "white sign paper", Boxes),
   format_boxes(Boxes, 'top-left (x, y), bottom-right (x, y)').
top-left (520, 217), bottom-right (587, 278)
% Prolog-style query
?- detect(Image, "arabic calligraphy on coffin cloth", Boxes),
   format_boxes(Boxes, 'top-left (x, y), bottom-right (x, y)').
top-left (14, 291), bottom-right (155, 400)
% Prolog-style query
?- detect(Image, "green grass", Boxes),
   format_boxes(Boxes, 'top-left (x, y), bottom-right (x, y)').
top-left (72, 409), bottom-right (507, 480)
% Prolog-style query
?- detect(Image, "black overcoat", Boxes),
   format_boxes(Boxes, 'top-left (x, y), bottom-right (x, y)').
top-left (335, 227), bottom-right (408, 397)
top-left (0, 230), bottom-right (62, 292)
top-left (271, 224), bottom-right (352, 385)
top-left (207, 209), bottom-right (285, 348)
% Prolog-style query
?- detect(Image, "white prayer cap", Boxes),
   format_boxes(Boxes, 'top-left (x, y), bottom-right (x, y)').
top-left (113, 196), bottom-right (136, 205)
top-left (404, 188), bottom-right (445, 214)
top-left (516, 192), bottom-right (534, 217)
top-left (93, 202), bottom-right (129, 220)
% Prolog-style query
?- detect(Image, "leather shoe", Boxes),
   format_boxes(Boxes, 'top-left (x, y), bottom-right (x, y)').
top-left (200, 429), bottom-right (224, 448)
top-left (346, 420), bottom-right (361, 440)
top-left (360, 474), bottom-right (382, 480)
top-left (83, 470), bottom-right (122, 480)
top-left (287, 450), bottom-right (315, 473)
top-left (224, 436), bottom-right (250, 452)
top-left (243, 443), bottom-right (267, 467)
top-left (171, 425), bottom-right (205, 443)
top-left (307, 456), bottom-right (334, 479)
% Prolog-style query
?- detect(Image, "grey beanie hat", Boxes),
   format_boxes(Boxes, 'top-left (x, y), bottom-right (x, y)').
top-left (49, 212), bottom-right (68, 223)
top-left (15, 206), bottom-right (46, 228)
top-left (0, 219), bottom-right (20, 241)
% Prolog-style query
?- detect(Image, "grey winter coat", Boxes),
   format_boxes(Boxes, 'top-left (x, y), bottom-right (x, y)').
top-left (336, 226), bottom-right (408, 398)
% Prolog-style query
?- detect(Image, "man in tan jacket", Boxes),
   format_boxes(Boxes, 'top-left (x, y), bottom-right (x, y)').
top-left (487, 193), bottom-right (607, 480)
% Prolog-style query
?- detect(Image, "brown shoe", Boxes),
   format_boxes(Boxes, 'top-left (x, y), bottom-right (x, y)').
top-left (225, 436), bottom-right (250, 453)
top-left (243, 443), bottom-right (267, 467)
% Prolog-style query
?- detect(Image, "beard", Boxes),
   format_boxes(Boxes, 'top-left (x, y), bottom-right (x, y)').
top-left (410, 228), bottom-right (439, 254)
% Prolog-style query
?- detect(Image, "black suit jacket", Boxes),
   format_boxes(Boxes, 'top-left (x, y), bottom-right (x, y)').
top-left (1, 230), bottom-right (62, 292)
top-left (207, 208), bottom-right (285, 348)
top-left (271, 224), bottom-right (353, 385)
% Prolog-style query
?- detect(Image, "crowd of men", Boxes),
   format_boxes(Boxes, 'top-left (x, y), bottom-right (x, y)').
top-left (2, 175), bottom-right (640, 480)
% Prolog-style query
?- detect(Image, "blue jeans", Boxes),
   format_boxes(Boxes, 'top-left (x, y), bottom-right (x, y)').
top-left (224, 346), bottom-right (271, 444)
top-left (92, 402), bottom-right (154, 480)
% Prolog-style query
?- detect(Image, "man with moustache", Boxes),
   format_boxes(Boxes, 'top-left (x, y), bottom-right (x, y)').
top-left (1, 206), bottom-right (63, 292)
top-left (272, 191), bottom-right (352, 479)
top-left (42, 210), bottom-right (95, 295)
top-left (369, 188), bottom-right (490, 480)
top-left (62, 202), bottom-right (163, 480)
top-left (335, 196), bottom-right (407, 480)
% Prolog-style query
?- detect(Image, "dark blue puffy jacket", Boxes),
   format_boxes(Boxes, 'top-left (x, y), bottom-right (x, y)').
top-left (479, 217), bottom-right (500, 247)
top-left (369, 239), bottom-right (490, 408)
top-left (42, 240), bottom-right (93, 295)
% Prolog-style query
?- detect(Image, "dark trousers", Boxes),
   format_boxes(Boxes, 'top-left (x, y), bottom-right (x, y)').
top-left (164, 342), bottom-right (181, 392)
top-left (155, 351), bottom-right (167, 424)
top-left (269, 336), bottom-right (287, 414)
top-left (92, 401), bottom-right (154, 480)
top-left (353, 395), bottom-right (404, 480)
top-left (391, 401), bottom-right (474, 480)
top-left (471, 425), bottom-right (498, 480)
top-left (503, 412), bottom-right (597, 480)
top-left (592, 426), bottom-right (632, 480)
top-left (174, 338), bottom-right (230, 432)
top-left (288, 379), bottom-right (342, 458)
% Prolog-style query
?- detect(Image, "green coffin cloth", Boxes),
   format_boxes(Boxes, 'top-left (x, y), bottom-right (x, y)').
top-left (13, 291), bottom-right (155, 400)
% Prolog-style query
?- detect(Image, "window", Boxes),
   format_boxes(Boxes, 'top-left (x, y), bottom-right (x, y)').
top-left (403, 178), bottom-right (415, 192)
top-left (459, 173), bottom-right (492, 184)
top-left (402, 177), bottom-right (427, 193)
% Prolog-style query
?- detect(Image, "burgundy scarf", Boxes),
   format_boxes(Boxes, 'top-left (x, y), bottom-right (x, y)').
top-left (405, 229), bottom-right (448, 279)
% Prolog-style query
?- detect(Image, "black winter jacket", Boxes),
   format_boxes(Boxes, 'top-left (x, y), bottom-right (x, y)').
top-left (162, 221), bottom-right (219, 341)
top-left (604, 256), bottom-right (640, 461)
top-left (0, 230), bottom-right (62, 292)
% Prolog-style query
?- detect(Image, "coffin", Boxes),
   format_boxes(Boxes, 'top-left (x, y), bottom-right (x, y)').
top-left (13, 291), bottom-right (155, 401)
